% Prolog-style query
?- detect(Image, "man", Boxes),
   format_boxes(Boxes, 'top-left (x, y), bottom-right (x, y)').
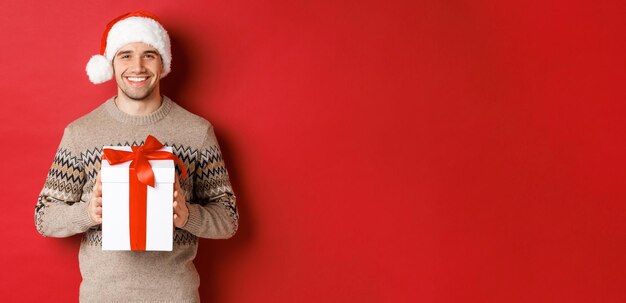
top-left (34, 11), bottom-right (238, 302)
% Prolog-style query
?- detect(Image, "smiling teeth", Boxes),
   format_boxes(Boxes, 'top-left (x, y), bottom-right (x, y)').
top-left (128, 77), bottom-right (147, 82)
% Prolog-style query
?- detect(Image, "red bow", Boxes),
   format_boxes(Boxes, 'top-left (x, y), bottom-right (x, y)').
top-left (103, 134), bottom-right (186, 187)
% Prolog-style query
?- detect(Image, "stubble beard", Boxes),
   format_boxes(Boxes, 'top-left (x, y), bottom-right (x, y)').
top-left (120, 84), bottom-right (157, 101)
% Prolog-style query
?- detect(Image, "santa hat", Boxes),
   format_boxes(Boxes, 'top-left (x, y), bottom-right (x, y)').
top-left (85, 10), bottom-right (172, 84)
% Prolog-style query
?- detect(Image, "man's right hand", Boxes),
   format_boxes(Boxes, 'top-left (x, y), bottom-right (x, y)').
top-left (87, 171), bottom-right (103, 224)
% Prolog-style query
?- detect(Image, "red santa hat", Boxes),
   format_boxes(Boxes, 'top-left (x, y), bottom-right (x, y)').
top-left (85, 10), bottom-right (172, 84)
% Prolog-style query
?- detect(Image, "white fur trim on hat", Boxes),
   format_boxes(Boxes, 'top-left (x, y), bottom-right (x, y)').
top-left (86, 15), bottom-right (171, 84)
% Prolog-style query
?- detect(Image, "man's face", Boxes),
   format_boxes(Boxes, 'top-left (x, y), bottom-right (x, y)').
top-left (113, 42), bottom-right (163, 101)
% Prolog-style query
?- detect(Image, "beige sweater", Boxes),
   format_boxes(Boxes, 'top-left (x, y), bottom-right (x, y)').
top-left (35, 96), bottom-right (239, 302)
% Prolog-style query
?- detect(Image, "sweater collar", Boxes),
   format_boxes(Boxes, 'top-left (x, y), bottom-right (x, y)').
top-left (104, 95), bottom-right (173, 125)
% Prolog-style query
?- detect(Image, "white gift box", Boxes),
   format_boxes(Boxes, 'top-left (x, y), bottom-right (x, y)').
top-left (101, 146), bottom-right (174, 251)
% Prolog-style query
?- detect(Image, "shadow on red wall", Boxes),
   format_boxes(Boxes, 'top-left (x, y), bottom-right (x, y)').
top-left (163, 26), bottom-right (253, 302)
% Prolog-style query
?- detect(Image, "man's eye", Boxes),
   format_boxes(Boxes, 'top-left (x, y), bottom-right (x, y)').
top-left (144, 54), bottom-right (155, 59)
top-left (121, 55), bottom-right (131, 59)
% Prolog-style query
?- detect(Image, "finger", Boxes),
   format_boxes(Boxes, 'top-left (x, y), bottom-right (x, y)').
top-left (94, 182), bottom-right (103, 198)
top-left (95, 206), bottom-right (102, 215)
top-left (174, 192), bottom-right (185, 205)
top-left (174, 201), bottom-right (183, 213)
top-left (175, 189), bottom-right (186, 204)
top-left (96, 197), bottom-right (102, 207)
top-left (174, 174), bottom-right (182, 191)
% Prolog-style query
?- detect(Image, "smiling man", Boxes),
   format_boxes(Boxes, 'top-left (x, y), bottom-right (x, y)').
top-left (115, 43), bottom-right (162, 101)
top-left (34, 11), bottom-right (238, 302)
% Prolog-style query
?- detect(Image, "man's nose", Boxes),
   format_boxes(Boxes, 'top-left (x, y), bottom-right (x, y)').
top-left (128, 57), bottom-right (146, 72)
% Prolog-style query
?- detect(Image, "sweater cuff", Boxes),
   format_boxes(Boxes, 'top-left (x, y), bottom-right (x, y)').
top-left (182, 203), bottom-right (202, 236)
top-left (71, 202), bottom-right (98, 231)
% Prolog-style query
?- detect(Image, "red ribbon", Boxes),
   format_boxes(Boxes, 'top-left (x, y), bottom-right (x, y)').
top-left (103, 135), bottom-right (186, 251)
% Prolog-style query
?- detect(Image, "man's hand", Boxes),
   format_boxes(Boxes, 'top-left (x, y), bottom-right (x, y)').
top-left (87, 171), bottom-right (103, 224)
top-left (173, 174), bottom-right (189, 228)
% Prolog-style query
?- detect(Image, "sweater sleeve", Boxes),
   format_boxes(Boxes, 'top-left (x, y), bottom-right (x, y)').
top-left (182, 125), bottom-right (239, 239)
top-left (35, 126), bottom-right (97, 237)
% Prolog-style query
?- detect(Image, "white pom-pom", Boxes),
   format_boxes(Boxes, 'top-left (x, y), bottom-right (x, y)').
top-left (86, 55), bottom-right (113, 84)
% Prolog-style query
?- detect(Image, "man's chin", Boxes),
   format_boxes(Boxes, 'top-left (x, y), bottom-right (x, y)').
top-left (122, 89), bottom-right (155, 101)
top-left (127, 95), bottom-right (150, 101)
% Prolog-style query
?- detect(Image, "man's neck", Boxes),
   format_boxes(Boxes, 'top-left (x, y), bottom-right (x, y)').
top-left (114, 91), bottom-right (163, 116)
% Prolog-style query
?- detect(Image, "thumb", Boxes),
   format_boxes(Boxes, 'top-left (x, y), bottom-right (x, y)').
top-left (93, 171), bottom-right (103, 197)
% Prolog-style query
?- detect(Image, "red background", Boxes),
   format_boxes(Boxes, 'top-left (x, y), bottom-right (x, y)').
top-left (1, 0), bottom-right (625, 302)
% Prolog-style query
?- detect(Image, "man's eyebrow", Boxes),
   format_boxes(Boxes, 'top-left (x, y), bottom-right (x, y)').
top-left (116, 50), bottom-right (133, 57)
top-left (116, 50), bottom-right (159, 57)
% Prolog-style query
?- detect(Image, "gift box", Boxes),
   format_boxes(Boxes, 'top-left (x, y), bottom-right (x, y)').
top-left (100, 135), bottom-right (185, 251)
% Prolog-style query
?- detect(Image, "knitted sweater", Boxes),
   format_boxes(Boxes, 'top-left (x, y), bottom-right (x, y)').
top-left (35, 96), bottom-right (239, 303)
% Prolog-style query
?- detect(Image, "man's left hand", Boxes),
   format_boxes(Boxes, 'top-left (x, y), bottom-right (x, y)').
top-left (173, 174), bottom-right (189, 228)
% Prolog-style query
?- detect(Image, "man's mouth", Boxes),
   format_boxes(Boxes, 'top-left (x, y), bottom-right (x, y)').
top-left (125, 76), bottom-right (150, 86)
